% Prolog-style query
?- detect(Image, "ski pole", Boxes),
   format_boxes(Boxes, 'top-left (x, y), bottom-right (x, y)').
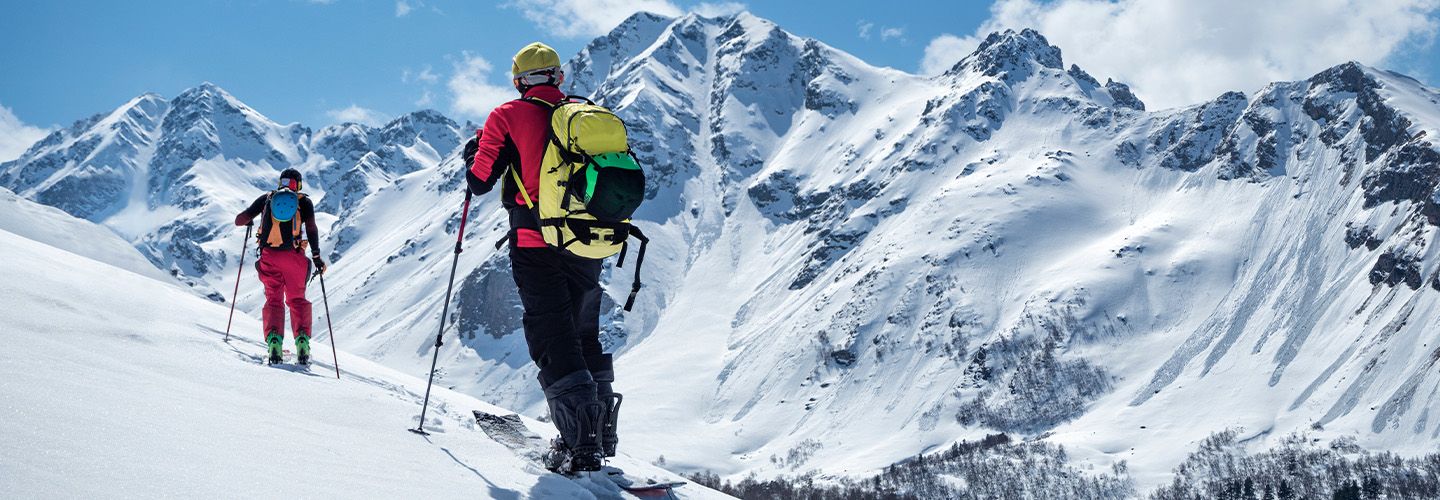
top-left (224, 224), bottom-right (252, 342)
top-left (315, 270), bottom-right (341, 380)
top-left (411, 190), bottom-right (473, 436)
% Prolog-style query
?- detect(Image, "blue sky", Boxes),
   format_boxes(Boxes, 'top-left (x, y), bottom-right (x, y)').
top-left (0, 1), bottom-right (989, 129)
top-left (1, 0), bottom-right (1438, 155)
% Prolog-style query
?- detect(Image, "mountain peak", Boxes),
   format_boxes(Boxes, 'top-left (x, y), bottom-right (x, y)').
top-left (380, 109), bottom-right (459, 137)
top-left (1307, 61), bottom-right (1380, 91)
top-left (716, 9), bottom-right (783, 38)
top-left (185, 81), bottom-right (230, 97)
top-left (616, 10), bottom-right (674, 29)
top-left (173, 82), bottom-right (242, 109)
top-left (565, 11), bottom-right (681, 97)
top-left (397, 108), bottom-right (453, 123)
top-left (946, 28), bottom-right (1064, 81)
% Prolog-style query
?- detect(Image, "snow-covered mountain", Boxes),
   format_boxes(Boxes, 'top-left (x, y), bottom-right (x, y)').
top-left (0, 193), bottom-right (720, 499)
top-left (0, 84), bottom-right (463, 298)
top-left (6, 9), bottom-right (1440, 497)
top-left (317, 12), bottom-right (1440, 491)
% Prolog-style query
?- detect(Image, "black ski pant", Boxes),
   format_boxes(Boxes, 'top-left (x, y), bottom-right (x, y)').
top-left (510, 246), bottom-right (608, 387)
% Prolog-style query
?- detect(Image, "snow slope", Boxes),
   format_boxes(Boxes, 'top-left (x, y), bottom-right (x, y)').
top-left (0, 226), bottom-right (723, 499)
top-left (0, 187), bottom-right (172, 283)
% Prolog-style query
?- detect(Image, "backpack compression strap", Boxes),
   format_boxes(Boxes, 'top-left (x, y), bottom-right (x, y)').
top-left (615, 226), bottom-right (648, 311)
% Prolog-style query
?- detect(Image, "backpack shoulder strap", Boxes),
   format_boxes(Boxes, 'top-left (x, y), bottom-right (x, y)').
top-left (259, 190), bottom-right (277, 222)
top-left (518, 96), bottom-right (557, 109)
top-left (508, 98), bottom-right (555, 210)
top-left (510, 168), bottom-right (535, 208)
top-left (292, 192), bottom-right (304, 239)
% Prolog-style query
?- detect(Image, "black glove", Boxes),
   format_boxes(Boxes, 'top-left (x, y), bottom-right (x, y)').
top-left (462, 136), bottom-right (497, 196)
top-left (462, 136), bottom-right (479, 169)
top-left (312, 255), bottom-right (327, 275)
top-left (466, 168), bottom-right (493, 196)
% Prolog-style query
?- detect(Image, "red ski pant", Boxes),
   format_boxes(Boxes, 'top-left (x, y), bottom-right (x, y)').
top-left (257, 248), bottom-right (312, 341)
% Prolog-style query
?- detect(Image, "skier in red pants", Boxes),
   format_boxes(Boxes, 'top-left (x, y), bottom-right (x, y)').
top-left (234, 169), bottom-right (327, 365)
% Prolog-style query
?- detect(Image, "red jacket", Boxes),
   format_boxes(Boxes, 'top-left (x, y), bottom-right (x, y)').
top-left (469, 85), bottom-right (566, 248)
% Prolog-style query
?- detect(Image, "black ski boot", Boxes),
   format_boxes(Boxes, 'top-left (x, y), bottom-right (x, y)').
top-left (592, 356), bottom-right (622, 458)
top-left (542, 370), bottom-right (605, 474)
top-left (599, 392), bottom-right (622, 458)
top-left (266, 332), bottom-right (283, 365)
top-left (543, 436), bottom-right (604, 474)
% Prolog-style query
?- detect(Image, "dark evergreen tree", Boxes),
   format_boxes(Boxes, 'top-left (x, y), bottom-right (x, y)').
top-left (1360, 475), bottom-right (1379, 500)
top-left (1332, 480), bottom-right (1360, 500)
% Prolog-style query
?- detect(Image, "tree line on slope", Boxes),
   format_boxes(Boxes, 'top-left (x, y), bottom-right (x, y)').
top-left (687, 429), bottom-right (1440, 499)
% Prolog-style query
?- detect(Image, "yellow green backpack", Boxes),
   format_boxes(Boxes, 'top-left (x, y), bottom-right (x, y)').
top-left (512, 96), bottom-right (649, 310)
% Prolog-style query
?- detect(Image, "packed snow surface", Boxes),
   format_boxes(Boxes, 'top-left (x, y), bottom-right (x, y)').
top-left (0, 225), bottom-right (724, 499)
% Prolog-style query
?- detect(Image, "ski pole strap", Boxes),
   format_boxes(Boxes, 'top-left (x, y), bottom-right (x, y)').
top-left (623, 226), bottom-right (648, 312)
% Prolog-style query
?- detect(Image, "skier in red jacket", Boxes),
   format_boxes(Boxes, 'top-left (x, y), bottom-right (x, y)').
top-left (465, 42), bottom-right (613, 474)
top-left (234, 168), bottom-right (326, 365)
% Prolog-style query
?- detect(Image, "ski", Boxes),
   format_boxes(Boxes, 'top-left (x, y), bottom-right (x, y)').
top-left (472, 410), bottom-right (683, 498)
top-left (248, 348), bottom-right (312, 372)
top-left (602, 467), bottom-right (685, 498)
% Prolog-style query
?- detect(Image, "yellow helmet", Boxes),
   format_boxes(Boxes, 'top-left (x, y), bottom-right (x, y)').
top-left (512, 42), bottom-right (561, 75)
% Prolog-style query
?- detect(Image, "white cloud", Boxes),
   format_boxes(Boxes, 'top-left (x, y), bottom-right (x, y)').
top-left (326, 105), bottom-right (389, 127)
top-left (508, 0), bottom-right (684, 38)
top-left (0, 104), bottom-right (52, 163)
top-left (448, 52), bottom-right (518, 119)
top-left (951, 0), bottom-right (1440, 110)
top-left (416, 90), bottom-right (434, 108)
top-left (860, 20), bottom-right (906, 43)
top-left (395, 1), bottom-right (413, 17)
top-left (920, 33), bottom-right (979, 75)
top-left (402, 65), bottom-right (439, 84)
top-left (694, 2), bottom-right (745, 17)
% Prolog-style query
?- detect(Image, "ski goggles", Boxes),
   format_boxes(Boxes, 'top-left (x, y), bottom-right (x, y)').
top-left (514, 66), bottom-right (563, 87)
top-left (280, 178), bottom-right (302, 191)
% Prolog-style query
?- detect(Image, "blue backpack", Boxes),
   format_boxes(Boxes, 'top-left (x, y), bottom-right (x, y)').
top-left (261, 188), bottom-right (305, 249)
